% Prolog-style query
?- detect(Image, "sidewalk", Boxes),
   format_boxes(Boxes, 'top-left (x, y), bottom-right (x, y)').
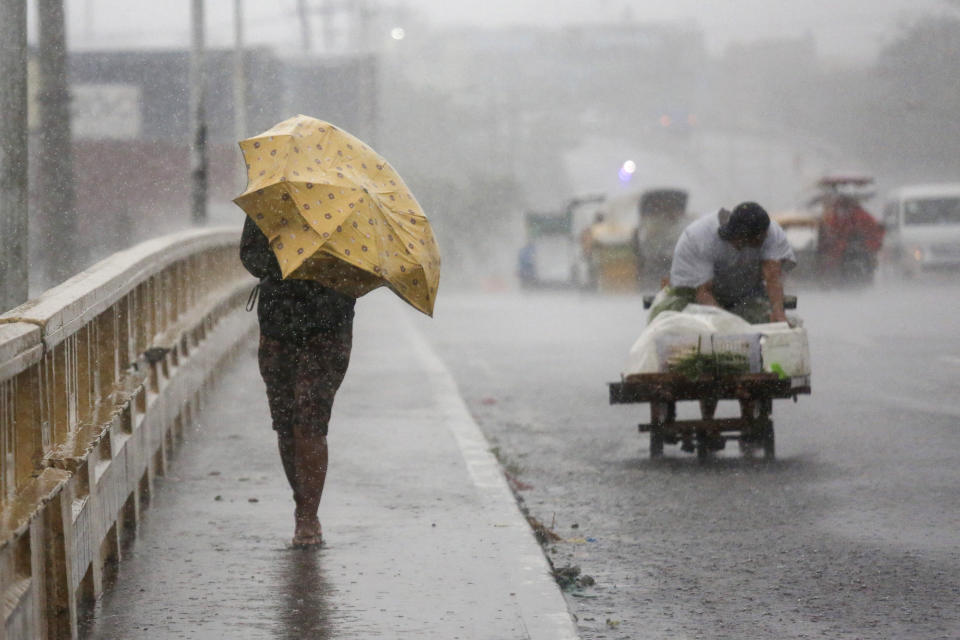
top-left (82, 291), bottom-right (579, 640)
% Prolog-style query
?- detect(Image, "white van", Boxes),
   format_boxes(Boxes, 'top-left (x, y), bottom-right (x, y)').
top-left (882, 183), bottom-right (960, 274)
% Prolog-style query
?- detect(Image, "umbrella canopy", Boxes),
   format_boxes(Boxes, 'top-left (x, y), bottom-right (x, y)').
top-left (234, 115), bottom-right (441, 316)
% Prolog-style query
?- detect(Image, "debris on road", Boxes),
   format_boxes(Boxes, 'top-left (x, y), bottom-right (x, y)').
top-left (552, 565), bottom-right (597, 592)
top-left (527, 514), bottom-right (563, 544)
top-left (505, 470), bottom-right (534, 492)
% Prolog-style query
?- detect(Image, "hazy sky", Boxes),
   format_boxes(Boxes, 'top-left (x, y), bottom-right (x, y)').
top-left (56, 0), bottom-right (949, 60)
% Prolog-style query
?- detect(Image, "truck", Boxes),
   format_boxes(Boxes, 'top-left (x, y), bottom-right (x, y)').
top-left (633, 188), bottom-right (693, 287)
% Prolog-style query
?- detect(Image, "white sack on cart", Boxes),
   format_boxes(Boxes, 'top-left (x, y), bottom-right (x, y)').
top-left (622, 304), bottom-right (812, 377)
top-left (622, 304), bottom-right (753, 375)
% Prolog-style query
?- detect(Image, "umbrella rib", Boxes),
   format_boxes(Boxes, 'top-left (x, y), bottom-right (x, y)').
top-left (379, 213), bottom-right (419, 264)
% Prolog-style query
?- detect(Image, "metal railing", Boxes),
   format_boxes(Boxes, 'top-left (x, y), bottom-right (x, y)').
top-left (0, 227), bottom-right (254, 639)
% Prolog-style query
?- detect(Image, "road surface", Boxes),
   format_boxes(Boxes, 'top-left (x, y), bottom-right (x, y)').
top-left (417, 279), bottom-right (960, 640)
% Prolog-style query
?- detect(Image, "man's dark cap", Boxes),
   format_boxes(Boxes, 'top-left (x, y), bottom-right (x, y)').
top-left (719, 202), bottom-right (770, 241)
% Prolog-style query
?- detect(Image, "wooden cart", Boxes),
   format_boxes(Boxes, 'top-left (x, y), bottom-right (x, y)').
top-left (609, 372), bottom-right (811, 461)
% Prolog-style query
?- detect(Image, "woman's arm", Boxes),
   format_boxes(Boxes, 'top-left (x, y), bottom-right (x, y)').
top-left (239, 217), bottom-right (282, 280)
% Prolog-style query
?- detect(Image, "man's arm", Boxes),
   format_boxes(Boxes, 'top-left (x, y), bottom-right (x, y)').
top-left (694, 281), bottom-right (719, 307)
top-left (761, 259), bottom-right (787, 322)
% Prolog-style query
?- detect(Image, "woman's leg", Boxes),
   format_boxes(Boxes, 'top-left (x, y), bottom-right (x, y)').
top-left (276, 431), bottom-right (298, 500)
top-left (290, 325), bottom-right (353, 545)
top-left (258, 335), bottom-right (303, 505)
top-left (290, 430), bottom-right (327, 543)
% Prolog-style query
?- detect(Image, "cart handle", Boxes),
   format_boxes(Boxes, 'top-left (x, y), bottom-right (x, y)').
top-left (642, 294), bottom-right (797, 310)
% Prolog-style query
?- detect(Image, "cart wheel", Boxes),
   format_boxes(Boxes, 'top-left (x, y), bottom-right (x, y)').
top-left (650, 427), bottom-right (664, 458)
top-left (761, 423), bottom-right (775, 460)
top-left (699, 397), bottom-right (718, 420)
top-left (696, 431), bottom-right (710, 462)
top-left (649, 402), bottom-right (670, 458)
top-left (696, 441), bottom-right (710, 462)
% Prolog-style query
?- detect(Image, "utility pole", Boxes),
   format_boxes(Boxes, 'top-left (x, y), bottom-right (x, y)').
top-left (297, 0), bottom-right (313, 52)
top-left (189, 0), bottom-right (208, 225)
top-left (355, 0), bottom-right (378, 145)
top-left (0, 0), bottom-right (28, 309)
top-left (306, 0), bottom-right (381, 142)
top-left (322, 0), bottom-right (335, 53)
top-left (233, 0), bottom-right (247, 143)
top-left (37, 0), bottom-right (78, 285)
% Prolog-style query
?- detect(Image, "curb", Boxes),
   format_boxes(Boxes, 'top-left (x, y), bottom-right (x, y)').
top-left (401, 314), bottom-right (581, 640)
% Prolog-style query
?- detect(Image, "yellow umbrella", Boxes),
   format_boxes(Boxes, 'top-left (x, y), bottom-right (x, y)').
top-left (233, 114), bottom-right (441, 316)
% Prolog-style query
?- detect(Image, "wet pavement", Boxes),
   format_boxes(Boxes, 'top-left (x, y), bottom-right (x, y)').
top-left (420, 281), bottom-right (960, 640)
top-left (81, 291), bottom-right (578, 640)
top-left (82, 279), bottom-right (960, 640)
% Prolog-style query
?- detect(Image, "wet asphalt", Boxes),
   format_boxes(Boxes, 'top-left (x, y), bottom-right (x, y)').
top-left (417, 278), bottom-right (960, 640)
top-left (81, 291), bottom-right (576, 640)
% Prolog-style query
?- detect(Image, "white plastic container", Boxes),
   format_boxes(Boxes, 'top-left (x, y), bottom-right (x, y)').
top-left (757, 325), bottom-right (811, 377)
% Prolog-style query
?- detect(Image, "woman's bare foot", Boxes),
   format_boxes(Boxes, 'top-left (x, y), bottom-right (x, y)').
top-left (292, 515), bottom-right (323, 548)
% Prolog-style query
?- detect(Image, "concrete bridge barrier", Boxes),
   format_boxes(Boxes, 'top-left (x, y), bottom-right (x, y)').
top-left (0, 228), bottom-right (255, 639)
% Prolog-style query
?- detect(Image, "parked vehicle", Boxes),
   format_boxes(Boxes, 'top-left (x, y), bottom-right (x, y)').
top-left (517, 195), bottom-right (605, 289)
top-left (881, 183), bottom-right (960, 276)
top-left (517, 209), bottom-right (575, 289)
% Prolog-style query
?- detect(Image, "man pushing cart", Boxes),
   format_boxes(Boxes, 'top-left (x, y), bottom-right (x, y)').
top-left (610, 202), bottom-right (811, 460)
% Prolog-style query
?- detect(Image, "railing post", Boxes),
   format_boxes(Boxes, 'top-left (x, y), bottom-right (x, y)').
top-left (96, 308), bottom-right (118, 402)
top-left (49, 343), bottom-right (68, 449)
top-left (75, 325), bottom-right (93, 428)
top-left (2, 377), bottom-right (13, 500)
top-left (14, 368), bottom-right (42, 488)
top-left (39, 350), bottom-right (54, 453)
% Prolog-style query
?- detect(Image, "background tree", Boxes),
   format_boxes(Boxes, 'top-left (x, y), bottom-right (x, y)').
top-left (869, 14), bottom-right (960, 181)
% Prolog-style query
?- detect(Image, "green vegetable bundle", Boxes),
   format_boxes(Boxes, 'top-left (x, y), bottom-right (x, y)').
top-left (667, 350), bottom-right (750, 380)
